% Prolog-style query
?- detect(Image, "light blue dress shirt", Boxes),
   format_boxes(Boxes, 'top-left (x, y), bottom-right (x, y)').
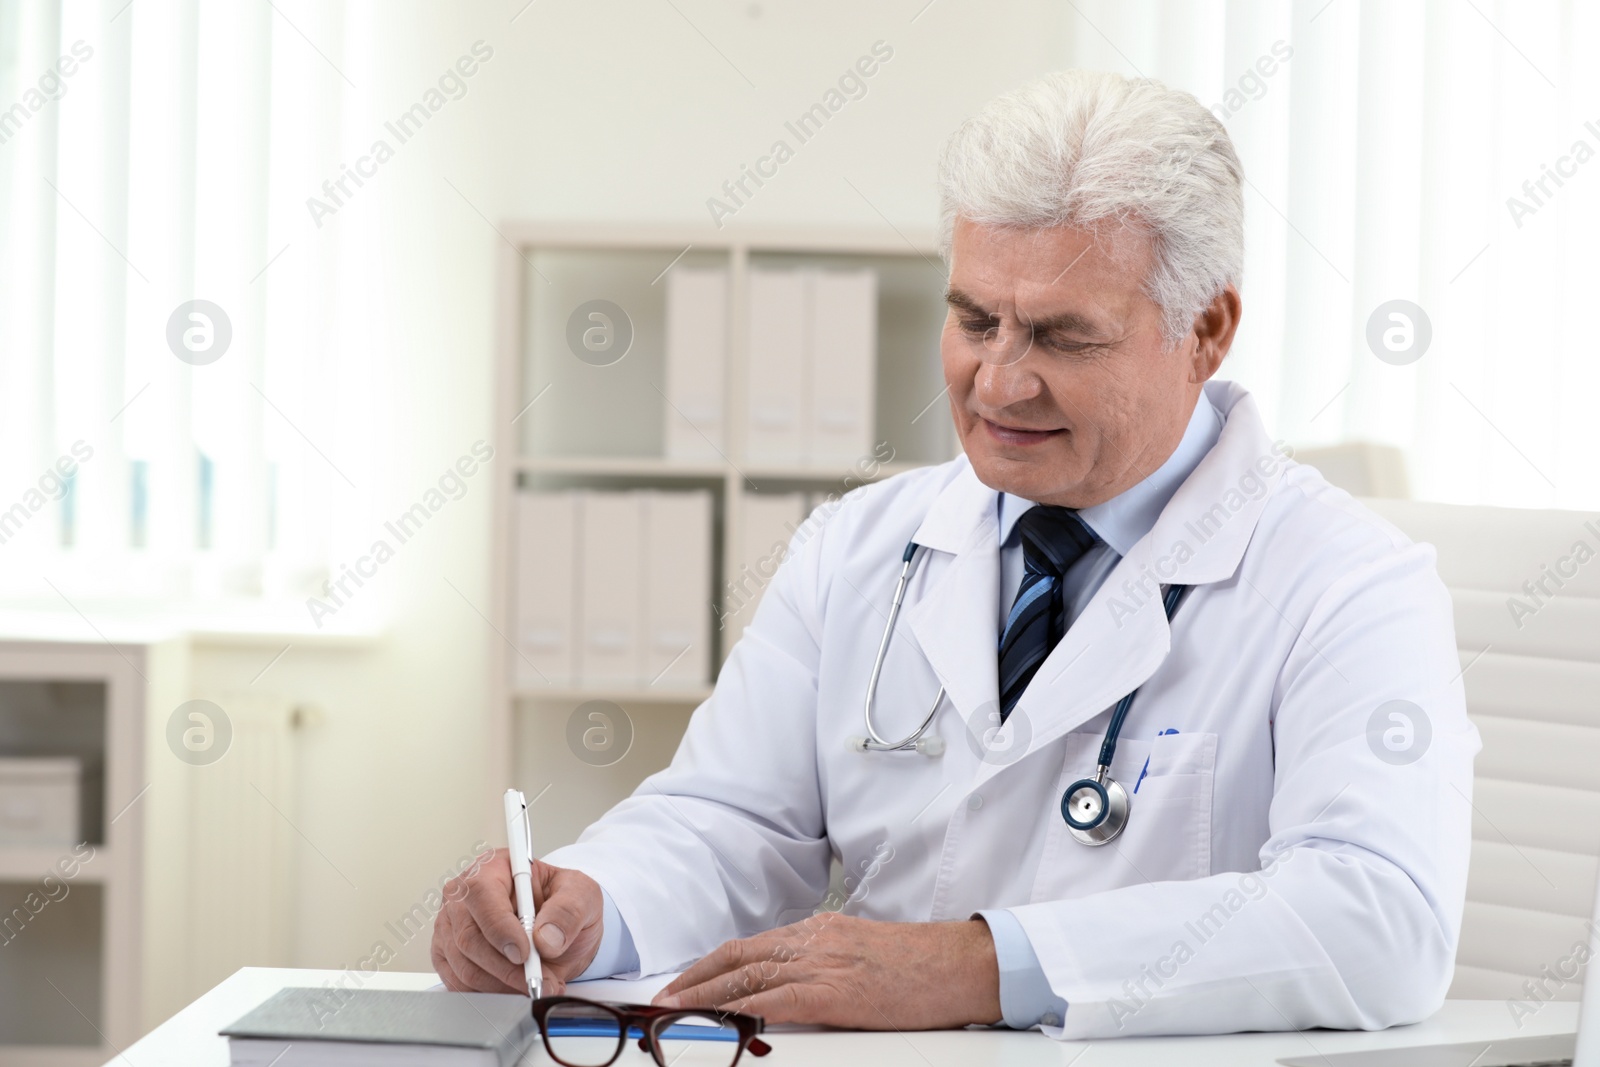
top-left (577, 887), bottom-right (639, 980)
top-left (578, 394), bottom-right (1225, 1027)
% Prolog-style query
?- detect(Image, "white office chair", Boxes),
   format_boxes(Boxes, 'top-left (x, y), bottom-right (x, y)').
top-left (1365, 497), bottom-right (1600, 1000)
top-left (1296, 442), bottom-right (1411, 498)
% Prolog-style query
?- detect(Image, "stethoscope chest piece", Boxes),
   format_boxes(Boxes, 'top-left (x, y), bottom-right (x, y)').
top-left (1061, 769), bottom-right (1129, 847)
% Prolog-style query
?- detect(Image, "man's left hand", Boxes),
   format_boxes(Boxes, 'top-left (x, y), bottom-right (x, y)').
top-left (651, 914), bottom-right (1003, 1029)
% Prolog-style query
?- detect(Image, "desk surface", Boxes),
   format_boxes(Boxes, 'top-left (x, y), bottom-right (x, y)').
top-left (112, 968), bottom-right (1577, 1066)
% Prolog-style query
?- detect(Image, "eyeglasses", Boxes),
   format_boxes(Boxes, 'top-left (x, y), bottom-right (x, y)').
top-left (530, 996), bottom-right (772, 1067)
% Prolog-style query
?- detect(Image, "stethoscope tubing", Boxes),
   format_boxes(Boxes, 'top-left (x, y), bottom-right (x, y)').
top-left (859, 538), bottom-right (1189, 844)
top-left (859, 542), bottom-right (943, 752)
top-left (1092, 581), bottom-right (1187, 770)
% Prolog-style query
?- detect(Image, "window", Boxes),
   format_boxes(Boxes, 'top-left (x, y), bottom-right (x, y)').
top-left (0, 0), bottom-right (375, 603)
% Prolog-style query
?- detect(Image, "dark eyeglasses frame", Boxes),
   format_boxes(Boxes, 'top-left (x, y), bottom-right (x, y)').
top-left (530, 995), bottom-right (771, 1067)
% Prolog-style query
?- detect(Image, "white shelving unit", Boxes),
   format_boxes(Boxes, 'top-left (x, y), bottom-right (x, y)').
top-left (0, 639), bottom-right (184, 1067)
top-left (488, 224), bottom-right (953, 850)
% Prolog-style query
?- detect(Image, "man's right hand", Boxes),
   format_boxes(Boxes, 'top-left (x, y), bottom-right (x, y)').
top-left (432, 847), bottom-right (605, 995)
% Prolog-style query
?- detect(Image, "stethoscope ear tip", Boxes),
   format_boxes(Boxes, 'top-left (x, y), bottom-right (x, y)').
top-left (915, 735), bottom-right (946, 757)
top-left (847, 736), bottom-right (870, 753)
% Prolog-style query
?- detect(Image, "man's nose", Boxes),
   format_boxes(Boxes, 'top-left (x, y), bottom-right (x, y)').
top-left (974, 346), bottom-right (1043, 408)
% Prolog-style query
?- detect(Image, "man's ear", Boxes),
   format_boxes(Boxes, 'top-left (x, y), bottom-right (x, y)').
top-left (1187, 284), bottom-right (1241, 383)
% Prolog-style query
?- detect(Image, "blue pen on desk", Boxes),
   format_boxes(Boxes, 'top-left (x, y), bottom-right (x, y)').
top-left (1133, 729), bottom-right (1179, 794)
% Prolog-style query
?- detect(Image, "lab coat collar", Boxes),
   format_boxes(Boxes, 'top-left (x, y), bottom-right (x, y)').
top-left (1132, 379), bottom-right (1287, 588)
top-left (904, 461), bottom-right (1003, 723)
top-left (904, 380), bottom-right (1287, 775)
top-left (995, 391), bottom-right (1223, 557)
top-left (997, 379), bottom-right (1287, 775)
top-left (912, 380), bottom-right (1275, 583)
top-left (907, 456), bottom-right (995, 558)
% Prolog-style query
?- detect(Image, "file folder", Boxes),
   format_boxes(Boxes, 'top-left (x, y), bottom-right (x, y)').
top-left (806, 269), bottom-right (877, 467)
top-left (723, 491), bottom-right (808, 655)
top-left (744, 269), bottom-right (809, 465)
top-left (578, 491), bottom-right (644, 683)
top-left (664, 267), bottom-right (729, 462)
top-left (514, 492), bottom-right (578, 688)
top-left (642, 489), bottom-right (713, 687)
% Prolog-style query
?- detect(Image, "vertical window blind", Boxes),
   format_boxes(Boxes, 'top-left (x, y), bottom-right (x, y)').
top-left (0, 0), bottom-right (374, 603)
top-left (0, 1), bottom-right (1592, 613)
top-left (1063, 0), bottom-right (1599, 510)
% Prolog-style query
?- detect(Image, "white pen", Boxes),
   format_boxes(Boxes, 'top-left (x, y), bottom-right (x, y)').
top-left (503, 788), bottom-right (542, 998)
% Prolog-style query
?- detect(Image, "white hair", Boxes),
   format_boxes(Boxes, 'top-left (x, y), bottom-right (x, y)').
top-left (937, 70), bottom-right (1244, 346)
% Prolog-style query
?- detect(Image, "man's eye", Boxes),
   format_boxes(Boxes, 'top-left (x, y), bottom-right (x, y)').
top-left (1039, 334), bottom-right (1095, 354)
top-left (957, 319), bottom-right (995, 335)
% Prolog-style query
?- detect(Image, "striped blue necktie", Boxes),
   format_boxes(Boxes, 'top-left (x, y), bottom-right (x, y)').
top-left (998, 506), bottom-right (1099, 722)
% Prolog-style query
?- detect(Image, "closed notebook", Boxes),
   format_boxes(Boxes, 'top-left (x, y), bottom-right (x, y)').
top-left (220, 987), bottom-right (538, 1067)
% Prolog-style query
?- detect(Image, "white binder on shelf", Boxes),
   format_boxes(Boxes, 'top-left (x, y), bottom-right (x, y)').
top-left (806, 269), bottom-right (877, 467)
top-left (744, 269), bottom-right (808, 466)
top-left (723, 491), bottom-right (808, 656)
top-left (642, 490), bottom-right (713, 688)
top-left (577, 491), bottom-right (644, 684)
top-left (514, 492), bottom-right (578, 688)
top-left (664, 267), bottom-right (728, 462)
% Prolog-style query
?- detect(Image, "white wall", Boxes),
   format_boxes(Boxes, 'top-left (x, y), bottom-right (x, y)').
top-left (180, 0), bottom-right (1070, 979)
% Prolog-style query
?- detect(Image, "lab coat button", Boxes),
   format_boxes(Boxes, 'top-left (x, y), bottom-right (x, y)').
top-left (1041, 1012), bottom-right (1061, 1027)
top-left (967, 794), bottom-right (983, 811)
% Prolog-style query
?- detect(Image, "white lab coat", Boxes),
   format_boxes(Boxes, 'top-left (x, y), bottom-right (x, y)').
top-left (544, 380), bottom-right (1480, 1039)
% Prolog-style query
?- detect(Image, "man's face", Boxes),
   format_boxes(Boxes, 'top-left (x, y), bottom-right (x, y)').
top-left (941, 217), bottom-right (1216, 509)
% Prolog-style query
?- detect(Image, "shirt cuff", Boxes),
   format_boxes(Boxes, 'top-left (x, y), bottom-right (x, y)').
top-left (576, 887), bottom-right (641, 981)
top-left (976, 909), bottom-right (1068, 1029)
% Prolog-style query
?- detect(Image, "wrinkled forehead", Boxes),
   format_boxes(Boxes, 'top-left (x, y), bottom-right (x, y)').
top-left (945, 216), bottom-right (1156, 318)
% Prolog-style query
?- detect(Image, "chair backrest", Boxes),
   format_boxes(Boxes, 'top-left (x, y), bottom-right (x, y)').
top-left (1362, 497), bottom-right (1600, 1001)
top-left (1294, 441), bottom-right (1411, 498)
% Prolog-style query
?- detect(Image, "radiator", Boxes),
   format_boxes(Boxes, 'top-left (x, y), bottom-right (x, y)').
top-left (183, 691), bottom-right (299, 993)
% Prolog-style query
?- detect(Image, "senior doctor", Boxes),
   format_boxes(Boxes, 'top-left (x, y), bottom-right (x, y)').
top-left (433, 69), bottom-right (1479, 1039)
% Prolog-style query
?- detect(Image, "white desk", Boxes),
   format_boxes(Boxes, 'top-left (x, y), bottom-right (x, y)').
top-left (108, 968), bottom-right (1577, 1066)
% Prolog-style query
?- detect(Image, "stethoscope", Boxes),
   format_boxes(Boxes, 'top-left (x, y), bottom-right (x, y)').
top-left (850, 540), bottom-right (1186, 847)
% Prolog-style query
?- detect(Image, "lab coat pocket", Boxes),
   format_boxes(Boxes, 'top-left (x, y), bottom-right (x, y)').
top-left (1030, 730), bottom-right (1217, 903)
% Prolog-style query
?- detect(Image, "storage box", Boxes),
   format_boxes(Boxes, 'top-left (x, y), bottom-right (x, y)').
top-left (0, 756), bottom-right (81, 847)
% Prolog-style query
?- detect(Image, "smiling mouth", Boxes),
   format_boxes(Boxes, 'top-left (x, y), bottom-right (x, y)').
top-left (981, 418), bottom-right (1066, 446)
